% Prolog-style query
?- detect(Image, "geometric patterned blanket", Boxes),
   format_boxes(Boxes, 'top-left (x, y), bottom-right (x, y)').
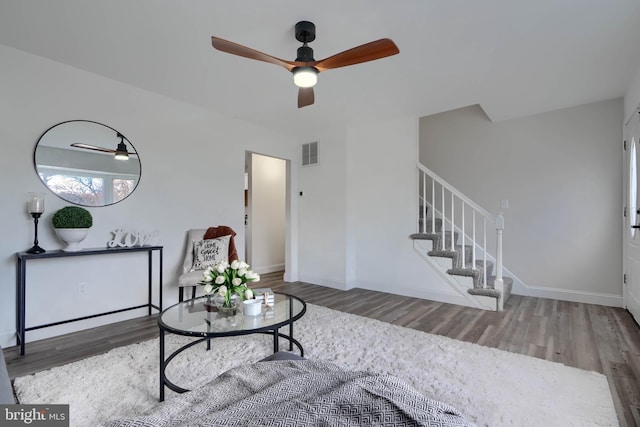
top-left (100, 359), bottom-right (475, 426)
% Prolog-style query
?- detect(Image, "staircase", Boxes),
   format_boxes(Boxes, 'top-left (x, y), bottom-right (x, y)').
top-left (411, 163), bottom-right (513, 311)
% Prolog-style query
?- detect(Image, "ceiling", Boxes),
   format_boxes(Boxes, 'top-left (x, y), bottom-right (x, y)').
top-left (1, 0), bottom-right (640, 138)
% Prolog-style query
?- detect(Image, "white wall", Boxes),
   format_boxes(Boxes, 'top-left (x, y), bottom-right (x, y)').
top-left (625, 65), bottom-right (640, 122)
top-left (249, 153), bottom-right (286, 274)
top-left (344, 116), bottom-right (461, 300)
top-left (295, 116), bottom-right (460, 301)
top-left (297, 129), bottom-right (348, 289)
top-left (419, 100), bottom-right (623, 304)
top-left (0, 44), bottom-right (297, 347)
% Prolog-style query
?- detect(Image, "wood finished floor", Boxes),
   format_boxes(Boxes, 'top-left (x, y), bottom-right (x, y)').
top-left (4, 272), bottom-right (640, 426)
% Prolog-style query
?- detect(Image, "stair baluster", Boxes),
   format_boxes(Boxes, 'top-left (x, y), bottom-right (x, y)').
top-left (431, 180), bottom-right (435, 236)
top-left (450, 193), bottom-right (454, 252)
top-left (441, 186), bottom-right (445, 250)
top-left (494, 212), bottom-right (505, 311)
top-left (472, 210), bottom-right (476, 268)
top-left (483, 217), bottom-right (487, 287)
top-left (412, 163), bottom-right (511, 311)
top-left (421, 173), bottom-right (427, 233)
top-left (461, 203), bottom-right (465, 269)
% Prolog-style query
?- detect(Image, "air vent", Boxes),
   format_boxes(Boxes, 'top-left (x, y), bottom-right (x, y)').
top-left (302, 141), bottom-right (318, 166)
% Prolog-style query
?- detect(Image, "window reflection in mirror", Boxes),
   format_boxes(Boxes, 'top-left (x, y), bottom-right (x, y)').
top-left (34, 120), bottom-right (141, 207)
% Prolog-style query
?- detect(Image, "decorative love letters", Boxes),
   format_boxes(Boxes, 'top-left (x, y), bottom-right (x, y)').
top-left (107, 229), bottom-right (159, 248)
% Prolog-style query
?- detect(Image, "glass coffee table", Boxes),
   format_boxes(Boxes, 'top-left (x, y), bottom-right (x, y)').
top-left (158, 292), bottom-right (306, 401)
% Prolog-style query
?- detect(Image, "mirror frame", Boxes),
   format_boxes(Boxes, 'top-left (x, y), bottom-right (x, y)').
top-left (33, 120), bottom-right (142, 207)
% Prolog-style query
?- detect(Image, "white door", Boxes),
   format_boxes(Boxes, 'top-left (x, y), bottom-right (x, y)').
top-left (624, 111), bottom-right (640, 321)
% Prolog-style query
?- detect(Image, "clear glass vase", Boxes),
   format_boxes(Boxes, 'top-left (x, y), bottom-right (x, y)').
top-left (213, 293), bottom-right (238, 315)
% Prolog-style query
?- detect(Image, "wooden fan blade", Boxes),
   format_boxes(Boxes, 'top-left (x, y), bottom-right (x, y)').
top-left (70, 143), bottom-right (114, 153)
top-left (70, 143), bottom-right (137, 155)
top-left (298, 87), bottom-right (315, 108)
top-left (212, 37), bottom-right (298, 72)
top-left (315, 39), bottom-right (399, 72)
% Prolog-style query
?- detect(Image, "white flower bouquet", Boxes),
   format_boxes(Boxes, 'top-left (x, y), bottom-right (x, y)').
top-left (199, 260), bottom-right (261, 308)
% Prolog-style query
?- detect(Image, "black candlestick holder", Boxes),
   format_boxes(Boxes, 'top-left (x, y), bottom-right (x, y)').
top-left (26, 212), bottom-right (46, 254)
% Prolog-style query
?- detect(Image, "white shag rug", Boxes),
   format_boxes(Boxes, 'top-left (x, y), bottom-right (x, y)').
top-left (13, 304), bottom-right (617, 427)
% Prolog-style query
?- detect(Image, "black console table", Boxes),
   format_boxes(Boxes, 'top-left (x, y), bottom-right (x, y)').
top-left (16, 246), bottom-right (163, 355)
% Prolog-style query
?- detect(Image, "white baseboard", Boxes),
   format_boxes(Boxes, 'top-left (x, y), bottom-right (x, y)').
top-left (517, 286), bottom-right (623, 307)
top-left (297, 274), bottom-right (348, 291)
top-left (379, 286), bottom-right (480, 308)
top-left (253, 264), bottom-right (285, 275)
top-left (298, 275), bottom-right (481, 308)
top-left (0, 331), bottom-right (15, 348)
top-left (445, 252), bottom-right (622, 307)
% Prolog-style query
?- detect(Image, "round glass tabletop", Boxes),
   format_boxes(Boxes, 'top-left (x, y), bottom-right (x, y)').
top-left (158, 292), bottom-right (306, 337)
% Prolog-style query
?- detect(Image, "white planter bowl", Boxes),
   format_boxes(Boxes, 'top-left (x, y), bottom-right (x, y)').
top-left (55, 228), bottom-right (90, 252)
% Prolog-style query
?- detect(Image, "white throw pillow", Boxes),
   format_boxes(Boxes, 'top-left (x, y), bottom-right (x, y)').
top-left (191, 235), bottom-right (230, 271)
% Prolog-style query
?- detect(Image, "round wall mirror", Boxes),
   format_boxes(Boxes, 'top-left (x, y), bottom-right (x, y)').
top-left (34, 120), bottom-right (141, 207)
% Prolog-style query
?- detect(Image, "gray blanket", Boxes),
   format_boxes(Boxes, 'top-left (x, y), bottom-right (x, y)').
top-left (102, 360), bottom-right (475, 426)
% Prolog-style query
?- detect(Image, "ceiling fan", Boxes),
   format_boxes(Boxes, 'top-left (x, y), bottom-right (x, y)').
top-left (70, 132), bottom-right (136, 160)
top-left (211, 21), bottom-right (399, 108)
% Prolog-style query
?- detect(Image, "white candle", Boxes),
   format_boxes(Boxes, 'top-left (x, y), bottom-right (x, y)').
top-left (29, 194), bottom-right (44, 213)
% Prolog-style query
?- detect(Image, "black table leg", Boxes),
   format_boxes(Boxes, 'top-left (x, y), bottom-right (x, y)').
top-left (16, 258), bottom-right (26, 355)
top-left (158, 247), bottom-right (163, 311)
top-left (148, 251), bottom-right (153, 316)
top-left (159, 329), bottom-right (165, 402)
top-left (273, 327), bottom-right (279, 353)
top-left (289, 300), bottom-right (294, 351)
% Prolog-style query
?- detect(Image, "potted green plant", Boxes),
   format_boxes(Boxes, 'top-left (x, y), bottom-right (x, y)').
top-left (52, 206), bottom-right (93, 252)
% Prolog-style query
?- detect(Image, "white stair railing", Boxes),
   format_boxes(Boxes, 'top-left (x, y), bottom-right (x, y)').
top-left (417, 163), bottom-right (505, 310)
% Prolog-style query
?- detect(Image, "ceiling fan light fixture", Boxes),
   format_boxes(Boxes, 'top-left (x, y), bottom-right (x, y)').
top-left (211, 21), bottom-right (399, 107)
top-left (114, 141), bottom-right (129, 161)
top-left (293, 67), bottom-right (318, 88)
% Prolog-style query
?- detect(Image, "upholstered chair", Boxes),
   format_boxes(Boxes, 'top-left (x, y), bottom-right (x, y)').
top-left (178, 227), bottom-right (239, 302)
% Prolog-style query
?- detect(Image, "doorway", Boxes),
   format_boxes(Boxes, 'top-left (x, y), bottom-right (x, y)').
top-left (624, 110), bottom-right (640, 322)
top-left (245, 152), bottom-right (287, 275)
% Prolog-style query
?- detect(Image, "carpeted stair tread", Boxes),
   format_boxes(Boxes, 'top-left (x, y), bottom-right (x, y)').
top-left (410, 231), bottom-right (459, 250)
top-left (412, 220), bottom-right (513, 308)
top-left (448, 260), bottom-right (493, 283)
top-left (409, 233), bottom-right (439, 240)
top-left (472, 275), bottom-right (513, 290)
top-left (453, 246), bottom-right (495, 269)
top-left (456, 244), bottom-right (473, 263)
top-left (489, 276), bottom-right (513, 286)
top-left (428, 249), bottom-right (458, 259)
top-left (439, 232), bottom-right (461, 250)
top-left (467, 276), bottom-right (513, 303)
top-left (446, 268), bottom-right (480, 280)
top-left (488, 276), bottom-right (513, 303)
top-left (447, 267), bottom-right (479, 277)
top-left (468, 287), bottom-right (502, 298)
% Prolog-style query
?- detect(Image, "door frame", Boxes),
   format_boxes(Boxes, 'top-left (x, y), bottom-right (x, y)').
top-left (244, 151), bottom-right (291, 276)
top-left (623, 109), bottom-right (640, 321)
